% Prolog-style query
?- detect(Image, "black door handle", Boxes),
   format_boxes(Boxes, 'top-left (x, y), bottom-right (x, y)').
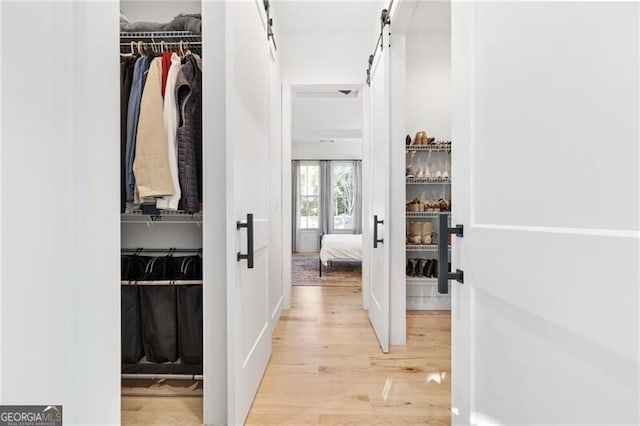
top-left (437, 213), bottom-right (463, 294)
top-left (373, 215), bottom-right (384, 248)
top-left (237, 213), bottom-right (254, 269)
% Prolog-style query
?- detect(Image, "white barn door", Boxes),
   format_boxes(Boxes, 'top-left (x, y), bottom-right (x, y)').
top-left (451, 2), bottom-right (640, 424)
top-left (226, 1), bottom-right (273, 423)
top-left (368, 27), bottom-right (391, 353)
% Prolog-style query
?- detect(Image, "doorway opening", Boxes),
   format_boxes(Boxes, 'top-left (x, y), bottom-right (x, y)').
top-left (118, 1), bottom-right (204, 423)
top-left (290, 85), bottom-right (364, 290)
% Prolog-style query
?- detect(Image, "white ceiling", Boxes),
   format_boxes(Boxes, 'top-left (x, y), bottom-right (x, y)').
top-left (272, 0), bottom-right (383, 35)
top-left (273, 1), bottom-right (450, 35)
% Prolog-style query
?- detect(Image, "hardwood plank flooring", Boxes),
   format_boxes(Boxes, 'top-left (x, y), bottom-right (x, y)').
top-left (122, 286), bottom-right (451, 425)
top-left (246, 286), bottom-right (451, 425)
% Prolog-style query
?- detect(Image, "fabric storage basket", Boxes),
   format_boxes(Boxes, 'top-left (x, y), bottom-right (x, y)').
top-left (120, 255), bottom-right (147, 363)
top-left (177, 285), bottom-right (203, 364)
top-left (121, 285), bottom-right (144, 363)
top-left (177, 255), bottom-right (203, 364)
top-left (139, 256), bottom-right (179, 363)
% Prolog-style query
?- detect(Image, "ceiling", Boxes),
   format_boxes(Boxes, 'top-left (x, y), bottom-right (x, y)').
top-left (272, 1), bottom-right (450, 35)
top-left (272, 0), bottom-right (383, 35)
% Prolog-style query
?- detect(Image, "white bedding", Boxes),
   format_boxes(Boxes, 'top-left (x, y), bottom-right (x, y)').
top-left (320, 234), bottom-right (362, 266)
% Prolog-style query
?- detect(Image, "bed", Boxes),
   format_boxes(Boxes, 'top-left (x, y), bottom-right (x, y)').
top-left (319, 234), bottom-right (363, 277)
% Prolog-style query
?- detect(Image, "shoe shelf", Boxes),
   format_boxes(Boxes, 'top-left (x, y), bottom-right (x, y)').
top-left (406, 277), bottom-right (438, 285)
top-left (406, 212), bottom-right (450, 218)
top-left (406, 177), bottom-right (451, 184)
top-left (405, 145), bottom-right (451, 153)
top-left (406, 244), bottom-right (451, 251)
top-left (404, 133), bottom-right (453, 310)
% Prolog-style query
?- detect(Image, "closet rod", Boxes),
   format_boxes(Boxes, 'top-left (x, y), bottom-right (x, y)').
top-left (121, 248), bottom-right (202, 253)
top-left (121, 280), bottom-right (203, 286)
top-left (119, 41), bottom-right (202, 46)
top-left (121, 373), bottom-right (203, 381)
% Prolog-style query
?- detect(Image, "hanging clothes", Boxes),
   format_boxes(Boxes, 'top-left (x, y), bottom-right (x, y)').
top-left (120, 55), bottom-right (137, 212)
top-left (134, 57), bottom-right (175, 199)
top-left (156, 52), bottom-right (182, 210)
top-left (161, 51), bottom-right (172, 98)
top-left (125, 55), bottom-right (152, 202)
top-left (175, 55), bottom-right (202, 213)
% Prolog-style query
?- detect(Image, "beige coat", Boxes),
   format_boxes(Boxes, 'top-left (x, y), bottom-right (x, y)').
top-left (133, 57), bottom-right (174, 199)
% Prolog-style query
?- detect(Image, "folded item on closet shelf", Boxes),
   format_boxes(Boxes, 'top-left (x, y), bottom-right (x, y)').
top-left (134, 57), bottom-right (175, 199)
top-left (120, 13), bottom-right (202, 34)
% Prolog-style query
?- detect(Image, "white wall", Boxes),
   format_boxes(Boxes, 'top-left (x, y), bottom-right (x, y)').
top-left (268, 46), bottom-right (285, 329)
top-left (280, 32), bottom-right (372, 85)
top-left (1, 2), bottom-right (120, 424)
top-left (292, 93), bottom-right (363, 160)
top-left (121, 223), bottom-right (202, 248)
top-left (120, 0), bottom-right (201, 22)
top-left (292, 96), bottom-right (362, 136)
top-left (292, 140), bottom-right (362, 160)
top-left (406, 30), bottom-right (451, 141)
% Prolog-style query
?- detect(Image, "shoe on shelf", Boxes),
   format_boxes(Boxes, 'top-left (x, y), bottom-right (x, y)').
top-left (415, 131), bottom-right (426, 146)
top-left (407, 259), bottom-right (419, 277)
top-left (407, 259), bottom-right (415, 277)
top-left (408, 221), bottom-right (422, 244)
top-left (422, 222), bottom-right (433, 244)
top-left (423, 259), bottom-right (433, 278)
top-left (405, 134), bottom-right (412, 146)
top-left (429, 259), bottom-right (438, 278)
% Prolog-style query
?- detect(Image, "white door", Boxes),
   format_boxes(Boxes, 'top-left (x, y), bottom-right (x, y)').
top-left (368, 28), bottom-right (391, 353)
top-left (226, 1), bottom-right (273, 423)
top-left (451, 2), bottom-right (640, 425)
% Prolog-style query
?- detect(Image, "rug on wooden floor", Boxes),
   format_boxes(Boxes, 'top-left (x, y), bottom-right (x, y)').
top-left (292, 252), bottom-right (361, 287)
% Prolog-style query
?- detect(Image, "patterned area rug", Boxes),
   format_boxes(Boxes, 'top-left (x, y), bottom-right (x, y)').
top-left (292, 252), bottom-right (361, 287)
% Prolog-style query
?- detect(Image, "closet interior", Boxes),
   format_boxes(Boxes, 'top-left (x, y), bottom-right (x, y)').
top-left (403, 1), bottom-right (452, 310)
top-left (119, 0), bottom-right (204, 397)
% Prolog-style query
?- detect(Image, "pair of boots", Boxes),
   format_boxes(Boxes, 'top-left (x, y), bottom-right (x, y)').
top-left (407, 221), bottom-right (433, 245)
top-left (407, 258), bottom-right (438, 278)
top-left (406, 259), bottom-right (452, 278)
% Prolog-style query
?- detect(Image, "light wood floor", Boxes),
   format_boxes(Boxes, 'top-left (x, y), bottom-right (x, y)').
top-left (246, 286), bottom-right (451, 425)
top-left (122, 286), bottom-right (451, 425)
